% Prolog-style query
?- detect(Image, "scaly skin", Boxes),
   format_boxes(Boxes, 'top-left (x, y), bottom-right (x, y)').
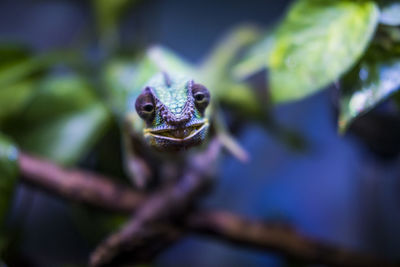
top-left (121, 71), bottom-right (211, 187)
top-left (133, 72), bottom-right (210, 151)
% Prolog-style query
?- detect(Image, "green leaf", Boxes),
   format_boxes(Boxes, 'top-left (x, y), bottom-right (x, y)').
top-left (0, 46), bottom-right (71, 125)
top-left (0, 43), bottom-right (31, 66)
top-left (0, 80), bottom-right (36, 125)
top-left (91, 0), bottom-right (141, 50)
top-left (147, 46), bottom-right (195, 76)
top-left (92, 0), bottom-right (139, 32)
top-left (232, 30), bottom-right (275, 80)
top-left (4, 74), bottom-right (110, 165)
top-left (269, 0), bottom-right (379, 103)
top-left (0, 54), bottom-right (56, 89)
top-left (104, 59), bottom-right (146, 117)
top-left (0, 46), bottom-right (39, 124)
top-left (198, 25), bottom-right (265, 117)
top-left (220, 83), bottom-right (263, 116)
top-left (339, 45), bottom-right (400, 133)
top-left (199, 25), bottom-right (260, 89)
top-left (379, 2), bottom-right (400, 26)
top-left (379, 25), bottom-right (400, 45)
top-left (0, 133), bottom-right (19, 235)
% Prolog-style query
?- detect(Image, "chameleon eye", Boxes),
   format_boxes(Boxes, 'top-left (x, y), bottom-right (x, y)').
top-left (192, 83), bottom-right (210, 113)
top-left (143, 103), bottom-right (154, 112)
top-left (135, 88), bottom-right (155, 122)
top-left (194, 92), bottom-right (205, 102)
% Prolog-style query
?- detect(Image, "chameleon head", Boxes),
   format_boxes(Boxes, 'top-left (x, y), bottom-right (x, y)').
top-left (135, 77), bottom-right (210, 151)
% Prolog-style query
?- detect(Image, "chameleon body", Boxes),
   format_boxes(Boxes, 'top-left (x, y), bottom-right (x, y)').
top-left (114, 66), bottom-right (211, 187)
top-left (106, 40), bottom-right (253, 187)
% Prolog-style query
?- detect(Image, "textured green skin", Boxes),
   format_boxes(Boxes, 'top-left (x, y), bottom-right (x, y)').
top-left (149, 73), bottom-right (188, 115)
top-left (129, 72), bottom-right (209, 151)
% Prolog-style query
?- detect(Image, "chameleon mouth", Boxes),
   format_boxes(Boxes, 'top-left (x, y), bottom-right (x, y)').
top-left (144, 120), bottom-right (209, 142)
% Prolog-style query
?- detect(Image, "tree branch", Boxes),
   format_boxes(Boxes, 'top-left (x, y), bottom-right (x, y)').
top-left (187, 211), bottom-right (395, 267)
top-left (89, 138), bottom-right (222, 266)
top-left (19, 153), bottom-right (145, 213)
top-left (17, 150), bottom-right (396, 267)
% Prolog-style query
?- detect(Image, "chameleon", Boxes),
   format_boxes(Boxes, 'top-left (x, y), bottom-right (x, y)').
top-left (128, 73), bottom-right (211, 187)
top-left (105, 35), bottom-right (256, 188)
top-left (105, 53), bottom-right (213, 188)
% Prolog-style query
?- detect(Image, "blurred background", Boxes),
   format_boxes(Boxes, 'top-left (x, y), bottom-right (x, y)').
top-left (1, 0), bottom-right (400, 266)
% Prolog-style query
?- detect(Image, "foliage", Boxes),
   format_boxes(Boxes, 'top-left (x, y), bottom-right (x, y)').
top-left (0, 45), bottom-right (62, 126)
top-left (91, 0), bottom-right (141, 50)
top-left (233, 0), bottom-right (400, 132)
top-left (268, 0), bottom-right (379, 103)
top-left (0, 6), bottom-right (271, 252)
top-left (0, 42), bottom-right (110, 166)
top-left (339, 40), bottom-right (400, 132)
top-left (198, 25), bottom-right (264, 117)
top-left (3, 74), bottom-right (111, 165)
top-left (1, 0), bottom-right (399, 263)
top-left (232, 29), bottom-right (275, 80)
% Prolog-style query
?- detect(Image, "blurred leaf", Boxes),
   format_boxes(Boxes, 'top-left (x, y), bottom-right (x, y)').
top-left (339, 45), bottom-right (400, 133)
top-left (4, 74), bottom-right (111, 166)
top-left (0, 54), bottom-right (58, 89)
top-left (0, 46), bottom-right (74, 125)
top-left (0, 133), bottom-right (19, 247)
top-left (91, 0), bottom-right (141, 50)
top-left (379, 2), bottom-right (400, 26)
top-left (232, 30), bottom-right (275, 80)
top-left (147, 46), bottom-right (195, 75)
top-left (198, 25), bottom-right (264, 117)
top-left (217, 82), bottom-right (264, 117)
top-left (0, 43), bottom-right (31, 66)
top-left (104, 59), bottom-right (146, 117)
top-left (269, 0), bottom-right (379, 103)
top-left (0, 80), bottom-right (36, 126)
top-left (199, 25), bottom-right (260, 89)
top-left (378, 25), bottom-right (400, 46)
top-left (92, 0), bottom-right (139, 31)
top-left (0, 46), bottom-right (39, 124)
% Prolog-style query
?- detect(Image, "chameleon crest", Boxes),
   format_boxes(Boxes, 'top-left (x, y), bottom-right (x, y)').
top-left (135, 73), bottom-right (210, 150)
